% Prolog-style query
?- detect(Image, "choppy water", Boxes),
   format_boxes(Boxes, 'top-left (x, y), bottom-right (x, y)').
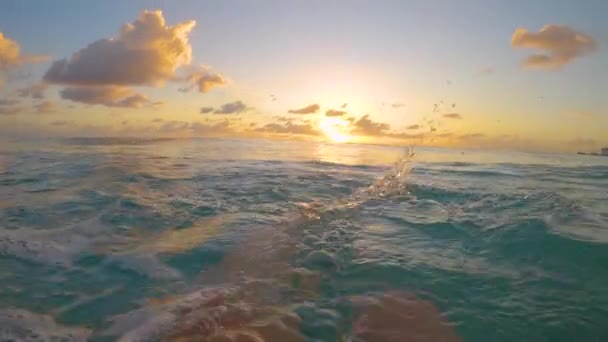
top-left (1, 137), bottom-right (607, 341)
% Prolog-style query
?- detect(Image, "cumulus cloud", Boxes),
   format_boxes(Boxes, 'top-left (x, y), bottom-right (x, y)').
top-left (288, 104), bottom-right (319, 114)
top-left (60, 86), bottom-right (149, 108)
top-left (214, 100), bottom-right (249, 114)
top-left (15, 82), bottom-right (47, 99)
top-left (0, 32), bottom-right (50, 71)
top-left (44, 11), bottom-right (195, 86)
top-left (442, 113), bottom-right (462, 119)
top-left (200, 106), bottom-right (214, 114)
top-left (511, 25), bottom-right (597, 69)
top-left (35, 100), bottom-right (56, 113)
top-left (325, 109), bottom-right (347, 117)
top-left (350, 114), bottom-right (390, 136)
top-left (255, 121), bottom-right (320, 136)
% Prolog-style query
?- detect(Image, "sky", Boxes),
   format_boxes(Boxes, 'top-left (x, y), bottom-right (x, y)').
top-left (0, 0), bottom-right (607, 152)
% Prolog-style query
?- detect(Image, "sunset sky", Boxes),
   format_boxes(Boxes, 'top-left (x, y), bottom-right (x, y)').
top-left (1, 0), bottom-right (606, 152)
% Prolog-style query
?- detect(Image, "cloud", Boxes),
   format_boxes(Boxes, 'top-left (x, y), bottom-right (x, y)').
top-left (458, 133), bottom-right (485, 140)
top-left (255, 121), bottom-right (320, 136)
top-left (288, 104), bottom-right (319, 114)
top-left (0, 32), bottom-right (50, 71)
top-left (325, 109), bottom-right (347, 117)
top-left (191, 120), bottom-right (234, 135)
top-left (15, 82), bottom-right (47, 99)
top-left (350, 114), bottom-right (390, 136)
top-left (406, 124), bottom-right (420, 130)
top-left (561, 110), bottom-right (594, 119)
top-left (511, 25), bottom-right (597, 69)
top-left (0, 99), bottom-right (19, 106)
top-left (50, 120), bottom-right (72, 126)
top-left (442, 113), bottom-right (462, 119)
top-left (151, 118), bottom-right (164, 123)
top-left (214, 100), bottom-right (248, 114)
top-left (35, 100), bottom-right (56, 113)
top-left (60, 86), bottom-right (149, 108)
top-left (44, 11), bottom-right (195, 86)
top-left (200, 106), bottom-right (214, 114)
top-left (391, 103), bottom-right (405, 108)
top-left (476, 66), bottom-right (495, 76)
top-left (569, 137), bottom-right (598, 146)
top-left (178, 66), bottom-right (229, 93)
top-left (0, 106), bottom-right (20, 115)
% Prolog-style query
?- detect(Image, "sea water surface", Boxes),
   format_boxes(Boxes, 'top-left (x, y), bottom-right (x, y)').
top-left (1, 137), bottom-right (607, 341)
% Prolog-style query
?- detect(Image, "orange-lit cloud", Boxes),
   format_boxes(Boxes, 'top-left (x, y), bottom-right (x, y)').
top-left (44, 11), bottom-right (195, 86)
top-left (325, 109), bottom-right (347, 117)
top-left (511, 25), bottom-right (597, 69)
top-left (0, 32), bottom-right (50, 71)
top-left (288, 104), bottom-right (319, 114)
top-left (178, 66), bottom-right (229, 93)
top-left (406, 124), bottom-right (420, 130)
top-left (42, 10), bottom-right (228, 108)
top-left (442, 113), bottom-right (462, 119)
top-left (61, 87), bottom-right (149, 108)
top-left (34, 100), bottom-right (56, 113)
top-left (214, 100), bottom-right (249, 114)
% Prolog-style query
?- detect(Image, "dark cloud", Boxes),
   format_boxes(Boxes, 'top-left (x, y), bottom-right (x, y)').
top-left (325, 109), bottom-right (347, 117)
top-left (214, 100), bottom-right (248, 114)
top-left (511, 25), bottom-right (597, 69)
top-left (288, 104), bottom-right (319, 114)
top-left (199, 106), bottom-right (214, 114)
top-left (350, 114), bottom-right (390, 136)
top-left (442, 113), bottom-right (462, 119)
top-left (61, 86), bottom-right (149, 108)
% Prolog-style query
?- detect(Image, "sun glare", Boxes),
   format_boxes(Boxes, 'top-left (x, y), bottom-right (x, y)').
top-left (319, 117), bottom-right (350, 143)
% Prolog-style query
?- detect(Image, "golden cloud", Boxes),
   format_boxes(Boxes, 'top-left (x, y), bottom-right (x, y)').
top-left (179, 66), bottom-right (229, 93)
top-left (511, 25), bottom-right (597, 69)
top-left (34, 100), bottom-right (56, 113)
top-left (288, 104), bottom-right (320, 114)
top-left (0, 32), bottom-right (50, 70)
top-left (200, 106), bottom-right (214, 114)
top-left (44, 11), bottom-right (195, 86)
top-left (60, 87), bottom-right (149, 108)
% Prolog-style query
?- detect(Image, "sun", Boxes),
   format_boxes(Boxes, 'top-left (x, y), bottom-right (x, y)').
top-left (319, 117), bottom-right (350, 143)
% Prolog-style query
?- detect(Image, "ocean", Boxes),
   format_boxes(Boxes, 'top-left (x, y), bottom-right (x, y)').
top-left (1, 137), bottom-right (607, 341)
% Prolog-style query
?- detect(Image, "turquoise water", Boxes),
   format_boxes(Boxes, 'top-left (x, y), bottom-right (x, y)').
top-left (1, 138), bottom-right (607, 341)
